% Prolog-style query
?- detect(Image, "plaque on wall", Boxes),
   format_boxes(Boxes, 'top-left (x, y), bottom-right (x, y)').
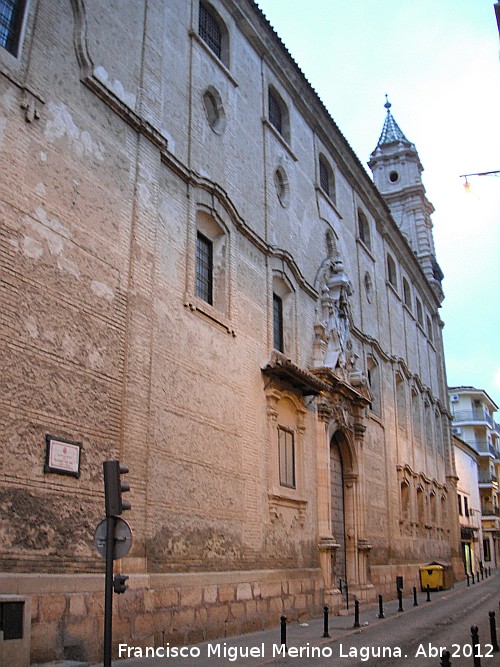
top-left (44, 435), bottom-right (82, 478)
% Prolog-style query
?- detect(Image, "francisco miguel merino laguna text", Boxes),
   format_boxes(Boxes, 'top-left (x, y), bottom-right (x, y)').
top-left (119, 641), bottom-right (410, 661)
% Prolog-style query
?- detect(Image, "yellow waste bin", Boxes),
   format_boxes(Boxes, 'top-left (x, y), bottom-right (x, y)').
top-left (420, 563), bottom-right (444, 591)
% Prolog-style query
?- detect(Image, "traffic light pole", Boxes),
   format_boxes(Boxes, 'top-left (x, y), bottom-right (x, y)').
top-left (103, 514), bottom-right (115, 667)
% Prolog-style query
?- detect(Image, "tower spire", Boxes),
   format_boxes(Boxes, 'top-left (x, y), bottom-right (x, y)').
top-left (376, 95), bottom-right (411, 147)
top-left (368, 97), bottom-right (444, 303)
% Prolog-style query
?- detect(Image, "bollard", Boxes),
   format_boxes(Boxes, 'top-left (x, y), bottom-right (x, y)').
top-left (480, 567), bottom-right (484, 581)
top-left (378, 594), bottom-right (384, 619)
top-left (353, 599), bottom-right (360, 628)
top-left (440, 649), bottom-right (451, 666)
top-left (280, 615), bottom-right (287, 652)
top-left (322, 605), bottom-right (330, 638)
top-left (398, 588), bottom-right (404, 612)
top-left (345, 582), bottom-right (349, 610)
top-left (476, 570), bottom-right (480, 583)
top-left (471, 625), bottom-right (481, 667)
top-left (489, 567), bottom-right (491, 577)
top-left (413, 586), bottom-right (418, 607)
top-left (426, 584), bottom-right (431, 602)
top-left (485, 568), bottom-right (488, 579)
top-left (466, 573), bottom-right (470, 587)
top-left (489, 611), bottom-right (499, 652)
top-left (472, 571), bottom-right (475, 584)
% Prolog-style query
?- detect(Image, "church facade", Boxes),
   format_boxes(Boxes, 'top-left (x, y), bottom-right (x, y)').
top-left (0, 0), bottom-right (461, 663)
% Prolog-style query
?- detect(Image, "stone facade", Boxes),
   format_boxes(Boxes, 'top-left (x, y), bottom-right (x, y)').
top-left (0, 0), bottom-right (461, 663)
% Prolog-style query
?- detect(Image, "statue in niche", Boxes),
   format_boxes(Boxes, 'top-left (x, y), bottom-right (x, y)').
top-left (314, 231), bottom-right (364, 385)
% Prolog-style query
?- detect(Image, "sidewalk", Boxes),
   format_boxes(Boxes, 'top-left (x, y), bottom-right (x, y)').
top-left (36, 572), bottom-right (499, 667)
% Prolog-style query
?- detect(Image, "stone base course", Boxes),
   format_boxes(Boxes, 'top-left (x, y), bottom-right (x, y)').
top-left (0, 569), bottom-right (323, 664)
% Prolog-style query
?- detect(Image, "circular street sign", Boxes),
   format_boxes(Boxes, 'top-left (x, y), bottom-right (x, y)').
top-left (94, 517), bottom-right (133, 560)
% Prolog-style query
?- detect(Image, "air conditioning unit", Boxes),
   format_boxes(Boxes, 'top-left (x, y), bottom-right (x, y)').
top-left (452, 427), bottom-right (462, 435)
top-left (450, 394), bottom-right (459, 403)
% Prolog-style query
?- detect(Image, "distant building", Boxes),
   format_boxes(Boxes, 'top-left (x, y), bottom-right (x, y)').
top-left (449, 387), bottom-right (500, 568)
top-left (452, 435), bottom-right (483, 573)
top-left (0, 1), bottom-right (460, 662)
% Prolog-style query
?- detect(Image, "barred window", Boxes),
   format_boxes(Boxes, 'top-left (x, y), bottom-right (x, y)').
top-left (0, 0), bottom-right (25, 56)
top-left (268, 89), bottom-right (282, 135)
top-left (196, 232), bottom-right (213, 305)
top-left (199, 2), bottom-right (221, 59)
top-left (319, 156), bottom-right (330, 195)
top-left (278, 427), bottom-right (295, 488)
top-left (273, 293), bottom-right (284, 352)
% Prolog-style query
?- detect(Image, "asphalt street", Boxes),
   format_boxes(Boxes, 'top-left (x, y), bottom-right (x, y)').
top-left (73, 572), bottom-right (500, 667)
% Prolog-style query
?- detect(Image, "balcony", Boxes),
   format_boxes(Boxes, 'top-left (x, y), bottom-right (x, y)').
top-left (478, 471), bottom-right (498, 485)
top-left (481, 506), bottom-right (500, 517)
top-left (472, 441), bottom-right (500, 457)
top-left (452, 409), bottom-right (493, 426)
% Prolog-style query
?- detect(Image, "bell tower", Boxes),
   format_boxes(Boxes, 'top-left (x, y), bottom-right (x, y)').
top-left (368, 97), bottom-right (444, 303)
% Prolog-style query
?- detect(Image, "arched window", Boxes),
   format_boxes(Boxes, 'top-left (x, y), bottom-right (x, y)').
top-left (195, 211), bottom-right (228, 313)
top-left (387, 254), bottom-right (397, 288)
top-left (430, 492), bottom-right (437, 524)
top-left (396, 373), bottom-right (406, 429)
top-left (416, 298), bottom-right (424, 326)
top-left (401, 480), bottom-right (410, 520)
top-left (426, 315), bottom-right (433, 341)
top-left (198, 1), bottom-right (229, 65)
top-left (424, 401), bottom-right (433, 450)
top-left (272, 274), bottom-right (294, 355)
top-left (358, 209), bottom-right (371, 250)
top-left (412, 389), bottom-right (421, 441)
top-left (403, 278), bottom-right (412, 309)
top-left (417, 486), bottom-right (425, 531)
top-left (268, 86), bottom-right (290, 143)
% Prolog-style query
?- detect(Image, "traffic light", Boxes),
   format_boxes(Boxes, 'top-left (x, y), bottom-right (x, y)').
top-left (103, 460), bottom-right (131, 516)
top-left (113, 573), bottom-right (129, 594)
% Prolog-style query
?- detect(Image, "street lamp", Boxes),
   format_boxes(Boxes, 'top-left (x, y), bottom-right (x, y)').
top-left (460, 170), bottom-right (500, 192)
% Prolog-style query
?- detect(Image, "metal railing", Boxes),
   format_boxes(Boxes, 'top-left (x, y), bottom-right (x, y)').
top-left (452, 409), bottom-right (493, 426)
top-left (481, 506), bottom-right (500, 516)
top-left (478, 471), bottom-right (498, 484)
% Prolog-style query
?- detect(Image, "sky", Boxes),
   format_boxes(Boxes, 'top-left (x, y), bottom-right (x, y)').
top-left (256, 0), bottom-right (500, 407)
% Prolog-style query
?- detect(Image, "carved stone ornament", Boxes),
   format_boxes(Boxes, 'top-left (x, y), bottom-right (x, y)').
top-left (330, 395), bottom-right (354, 432)
top-left (313, 232), bottom-right (368, 389)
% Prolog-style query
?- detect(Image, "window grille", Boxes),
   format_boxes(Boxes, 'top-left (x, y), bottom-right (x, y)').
top-left (0, 0), bottom-right (25, 55)
top-left (319, 158), bottom-right (330, 195)
top-left (196, 232), bottom-right (213, 305)
top-left (273, 293), bottom-right (284, 352)
top-left (268, 89), bottom-right (282, 135)
top-left (278, 427), bottom-right (295, 488)
top-left (199, 2), bottom-right (221, 59)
